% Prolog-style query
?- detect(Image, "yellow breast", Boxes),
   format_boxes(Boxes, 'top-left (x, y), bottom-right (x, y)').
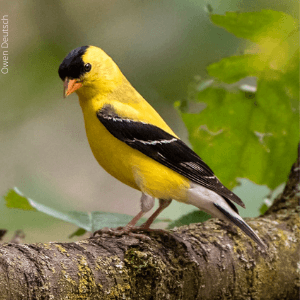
top-left (78, 89), bottom-right (190, 202)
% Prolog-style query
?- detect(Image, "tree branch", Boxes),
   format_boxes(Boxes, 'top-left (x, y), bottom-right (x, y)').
top-left (0, 156), bottom-right (299, 299)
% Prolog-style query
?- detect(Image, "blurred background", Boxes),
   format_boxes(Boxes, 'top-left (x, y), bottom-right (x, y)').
top-left (0, 0), bottom-right (298, 243)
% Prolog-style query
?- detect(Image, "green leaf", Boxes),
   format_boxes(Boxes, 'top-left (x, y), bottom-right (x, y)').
top-left (259, 197), bottom-right (273, 215)
top-left (207, 54), bottom-right (262, 84)
top-left (210, 10), bottom-right (299, 84)
top-left (5, 189), bottom-right (37, 211)
top-left (4, 188), bottom-right (169, 233)
top-left (180, 83), bottom-right (298, 189)
top-left (69, 228), bottom-right (86, 238)
top-left (167, 210), bottom-right (211, 229)
top-left (259, 203), bottom-right (269, 215)
top-left (178, 10), bottom-right (299, 190)
top-left (210, 10), bottom-right (297, 44)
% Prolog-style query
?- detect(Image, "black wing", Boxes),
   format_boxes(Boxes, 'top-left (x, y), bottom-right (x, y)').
top-left (97, 104), bottom-right (245, 208)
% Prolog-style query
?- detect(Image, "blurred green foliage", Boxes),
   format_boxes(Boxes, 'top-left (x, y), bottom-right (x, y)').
top-left (177, 10), bottom-right (299, 190)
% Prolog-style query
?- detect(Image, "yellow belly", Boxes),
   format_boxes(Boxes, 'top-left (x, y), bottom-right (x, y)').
top-left (83, 109), bottom-right (190, 202)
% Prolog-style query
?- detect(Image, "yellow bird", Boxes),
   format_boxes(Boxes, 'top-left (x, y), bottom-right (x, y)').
top-left (58, 45), bottom-right (265, 249)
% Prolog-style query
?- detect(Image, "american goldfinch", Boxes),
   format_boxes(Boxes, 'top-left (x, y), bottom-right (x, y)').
top-left (58, 45), bottom-right (266, 249)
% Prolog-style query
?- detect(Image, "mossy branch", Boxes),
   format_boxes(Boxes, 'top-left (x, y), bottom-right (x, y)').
top-left (0, 155), bottom-right (299, 300)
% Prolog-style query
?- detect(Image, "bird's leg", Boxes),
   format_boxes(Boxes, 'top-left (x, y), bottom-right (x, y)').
top-left (125, 210), bottom-right (145, 228)
top-left (93, 193), bottom-right (155, 239)
top-left (139, 198), bottom-right (172, 229)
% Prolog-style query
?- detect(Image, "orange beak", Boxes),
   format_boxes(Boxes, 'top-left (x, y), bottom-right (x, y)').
top-left (63, 78), bottom-right (83, 98)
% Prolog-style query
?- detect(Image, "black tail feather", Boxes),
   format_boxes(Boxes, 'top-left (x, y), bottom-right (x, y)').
top-left (213, 202), bottom-right (267, 250)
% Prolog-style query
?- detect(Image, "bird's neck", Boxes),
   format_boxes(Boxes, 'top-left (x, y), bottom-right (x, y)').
top-left (77, 75), bottom-right (144, 113)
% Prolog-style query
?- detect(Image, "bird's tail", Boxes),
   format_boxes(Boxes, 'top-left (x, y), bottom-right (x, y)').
top-left (213, 202), bottom-right (266, 250)
top-left (187, 185), bottom-right (267, 250)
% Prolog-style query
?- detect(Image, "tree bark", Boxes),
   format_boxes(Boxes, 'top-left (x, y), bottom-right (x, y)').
top-left (0, 156), bottom-right (299, 300)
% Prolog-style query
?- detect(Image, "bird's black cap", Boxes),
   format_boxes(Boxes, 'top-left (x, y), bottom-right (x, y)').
top-left (58, 46), bottom-right (89, 81)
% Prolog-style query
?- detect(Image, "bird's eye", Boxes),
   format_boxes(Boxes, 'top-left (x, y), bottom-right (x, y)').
top-left (84, 63), bottom-right (92, 72)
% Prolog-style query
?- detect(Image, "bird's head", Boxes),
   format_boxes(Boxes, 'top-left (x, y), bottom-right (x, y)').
top-left (58, 45), bottom-right (123, 99)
